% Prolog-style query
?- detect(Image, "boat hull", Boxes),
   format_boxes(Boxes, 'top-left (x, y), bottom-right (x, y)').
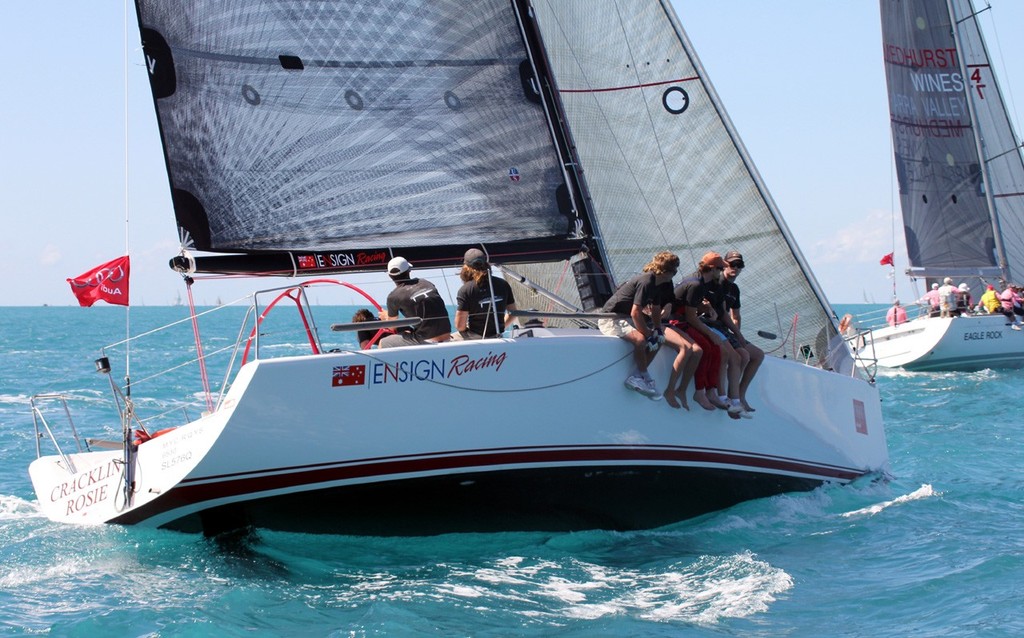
top-left (30, 330), bottom-right (888, 535)
top-left (863, 314), bottom-right (1024, 371)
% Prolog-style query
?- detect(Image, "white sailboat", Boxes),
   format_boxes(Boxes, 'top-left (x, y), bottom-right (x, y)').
top-left (864, 0), bottom-right (1024, 371)
top-left (28, 0), bottom-right (888, 535)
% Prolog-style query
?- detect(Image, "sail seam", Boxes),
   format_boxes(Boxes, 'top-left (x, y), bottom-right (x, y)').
top-left (559, 76), bottom-right (698, 94)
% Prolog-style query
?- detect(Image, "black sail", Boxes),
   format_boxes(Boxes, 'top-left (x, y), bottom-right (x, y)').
top-left (136, 0), bottom-right (578, 263)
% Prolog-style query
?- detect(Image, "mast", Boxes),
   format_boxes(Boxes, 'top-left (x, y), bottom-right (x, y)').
top-left (511, 0), bottom-right (612, 280)
top-left (947, 0), bottom-right (1012, 282)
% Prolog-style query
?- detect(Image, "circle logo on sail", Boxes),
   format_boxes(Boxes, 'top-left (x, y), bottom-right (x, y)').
top-left (662, 87), bottom-right (689, 114)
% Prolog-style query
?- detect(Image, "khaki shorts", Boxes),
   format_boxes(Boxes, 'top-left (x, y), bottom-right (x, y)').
top-left (598, 316), bottom-right (636, 338)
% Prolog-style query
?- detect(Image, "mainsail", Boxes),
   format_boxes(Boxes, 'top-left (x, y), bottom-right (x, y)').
top-left (137, 0), bottom-right (584, 269)
top-left (880, 0), bottom-right (1024, 285)
top-left (138, 0), bottom-right (840, 365)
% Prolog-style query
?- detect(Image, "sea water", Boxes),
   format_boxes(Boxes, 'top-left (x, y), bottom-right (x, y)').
top-left (1, 304), bottom-right (1022, 636)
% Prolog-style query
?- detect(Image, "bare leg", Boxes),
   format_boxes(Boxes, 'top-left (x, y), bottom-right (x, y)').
top-left (739, 342), bottom-right (764, 411)
top-left (675, 345), bottom-right (701, 410)
top-left (661, 328), bottom-right (693, 408)
top-left (719, 341), bottom-right (743, 401)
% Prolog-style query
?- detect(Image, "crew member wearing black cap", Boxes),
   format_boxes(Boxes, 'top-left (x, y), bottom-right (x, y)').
top-left (378, 256), bottom-right (452, 348)
top-left (454, 248), bottom-right (517, 339)
top-left (719, 250), bottom-right (763, 412)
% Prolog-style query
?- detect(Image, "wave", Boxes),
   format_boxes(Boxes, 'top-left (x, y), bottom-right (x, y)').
top-left (841, 484), bottom-right (936, 518)
top-left (0, 494), bottom-right (42, 521)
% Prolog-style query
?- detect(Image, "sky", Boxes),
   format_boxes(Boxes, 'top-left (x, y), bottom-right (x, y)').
top-left (2, 1), bottom-right (1023, 306)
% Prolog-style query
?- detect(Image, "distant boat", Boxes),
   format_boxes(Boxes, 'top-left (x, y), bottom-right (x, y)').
top-left (863, 0), bottom-right (1024, 371)
top-left (28, 0), bottom-right (888, 535)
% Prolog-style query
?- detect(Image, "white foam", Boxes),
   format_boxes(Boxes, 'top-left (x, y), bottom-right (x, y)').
top-left (436, 551), bottom-right (792, 624)
top-left (0, 557), bottom-right (89, 589)
top-left (0, 494), bottom-right (43, 520)
top-left (841, 483), bottom-right (935, 518)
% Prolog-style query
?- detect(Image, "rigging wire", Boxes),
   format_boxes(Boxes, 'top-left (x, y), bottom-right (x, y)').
top-left (185, 277), bottom-right (215, 414)
top-left (122, 0), bottom-right (131, 391)
top-left (982, 2), bottom-right (1023, 140)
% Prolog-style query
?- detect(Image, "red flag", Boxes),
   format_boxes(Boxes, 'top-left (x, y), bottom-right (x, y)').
top-left (332, 365), bottom-right (366, 387)
top-left (67, 256), bottom-right (130, 307)
top-left (879, 252), bottom-right (894, 267)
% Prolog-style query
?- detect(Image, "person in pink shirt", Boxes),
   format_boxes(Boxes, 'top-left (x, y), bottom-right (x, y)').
top-left (999, 283), bottom-right (1024, 328)
top-left (916, 283), bottom-right (940, 317)
top-left (999, 283), bottom-right (1016, 312)
top-left (886, 299), bottom-right (908, 326)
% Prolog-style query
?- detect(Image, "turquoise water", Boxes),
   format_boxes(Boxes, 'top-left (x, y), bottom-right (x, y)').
top-left (2, 304), bottom-right (1023, 636)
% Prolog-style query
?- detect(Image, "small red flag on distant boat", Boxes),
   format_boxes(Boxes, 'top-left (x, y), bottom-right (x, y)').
top-left (879, 252), bottom-right (894, 267)
top-left (67, 256), bottom-right (130, 307)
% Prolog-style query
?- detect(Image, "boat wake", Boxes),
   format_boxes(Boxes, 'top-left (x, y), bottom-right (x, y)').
top-left (840, 484), bottom-right (935, 518)
top-left (338, 550), bottom-right (793, 625)
top-left (0, 494), bottom-right (42, 521)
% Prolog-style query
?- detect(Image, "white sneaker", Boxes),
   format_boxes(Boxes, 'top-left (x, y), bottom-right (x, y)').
top-left (644, 378), bottom-right (661, 400)
top-left (625, 375), bottom-right (649, 395)
top-left (727, 399), bottom-right (744, 415)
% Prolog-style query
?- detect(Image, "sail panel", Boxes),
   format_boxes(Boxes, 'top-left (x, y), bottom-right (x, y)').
top-left (136, 0), bottom-right (573, 252)
top-left (525, 0), bottom-right (835, 362)
top-left (949, 0), bottom-right (1024, 283)
top-left (880, 0), bottom-right (998, 271)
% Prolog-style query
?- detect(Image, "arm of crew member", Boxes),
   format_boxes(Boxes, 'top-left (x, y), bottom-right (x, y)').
top-left (685, 304), bottom-right (722, 342)
top-left (730, 307), bottom-right (742, 332)
top-left (455, 309), bottom-right (469, 333)
top-left (504, 303), bottom-right (517, 330)
top-left (720, 308), bottom-right (747, 344)
top-left (630, 303), bottom-right (653, 338)
top-left (655, 303), bottom-right (670, 331)
top-left (700, 300), bottom-right (718, 322)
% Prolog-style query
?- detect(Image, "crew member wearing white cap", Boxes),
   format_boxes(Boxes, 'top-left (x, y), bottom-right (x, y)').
top-left (378, 256), bottom-right (452, 348)
top-left (937, 277), bottom-right (957, 318)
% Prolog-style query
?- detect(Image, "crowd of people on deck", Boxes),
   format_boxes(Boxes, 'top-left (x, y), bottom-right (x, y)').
top-left (351, 248), bottom-right (765, 419)
top-left (887, 278), bottom-right (1024, 328)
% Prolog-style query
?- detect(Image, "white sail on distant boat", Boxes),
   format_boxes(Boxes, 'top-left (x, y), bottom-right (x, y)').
top-left (863, 0), bottom-right (1024, 371)
top-left (28, 0), bottom-right (888, 535)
